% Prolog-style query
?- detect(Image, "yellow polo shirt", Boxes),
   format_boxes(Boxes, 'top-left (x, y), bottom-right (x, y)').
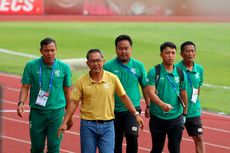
top-left (71, 70), bottom-right (126, 120)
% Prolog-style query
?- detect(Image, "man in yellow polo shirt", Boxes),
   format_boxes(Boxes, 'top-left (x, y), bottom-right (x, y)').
top-left (58, 49), bottom-right (144, 153)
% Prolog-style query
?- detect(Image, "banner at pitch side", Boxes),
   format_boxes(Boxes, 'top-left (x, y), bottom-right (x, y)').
top-left (0, 0), bottom-right (43, 15)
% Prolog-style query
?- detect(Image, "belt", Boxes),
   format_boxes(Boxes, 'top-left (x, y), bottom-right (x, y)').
top-left (89, 119), bottom-right (113, 123)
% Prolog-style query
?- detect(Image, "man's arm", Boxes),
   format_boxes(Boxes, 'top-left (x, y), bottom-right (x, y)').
top-left (119, 94), bottom-right (144, 129)
top-left (64, 86), bottom-right (73, 130)
top-left (58, 99), bottom-right (79, 137)
top-left (17, 84), bottom-right (30, 117)
top-left (180, 89), bottom-right (188, 115)
top-left (146, 85), bottom-right (173, 112)
top-left (142, 86), bottom-right (150, 118)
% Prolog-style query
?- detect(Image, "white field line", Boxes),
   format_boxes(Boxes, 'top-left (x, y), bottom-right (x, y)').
top-left (1, 99), bottom-right (80, 119)
top-left (3, 86), bottom-right (20, 92)
top-left (202, 111), bottom-right (230, 119)
top-left (0, 48), bottom-right (87, 70)
top-left (182, 137), bottom-right (230, 150)
top-left (2, 114), bottom-right (230, 151)
top-left (3, 85), bottom-right (230, 118)
top-left (0, 110), bottom-right (30, 113)
top-left (0, 48), bottom-right (38, 58)
top-left (1, 48), bottom-right (230, 90)
top-left (2, 99), bottom-right (230, 134)
top-left (203, 83), bottom-right (230, 90)
top-left (0, 72), bottom-right (21, 79)
top-left (1, 69), bottom-right (230, 151)
top-left (0, 135), bottom-right (75, 153)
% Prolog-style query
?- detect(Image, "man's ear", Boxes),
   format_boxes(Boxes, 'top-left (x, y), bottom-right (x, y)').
top-left (86, 61), bottom-right (90, 67)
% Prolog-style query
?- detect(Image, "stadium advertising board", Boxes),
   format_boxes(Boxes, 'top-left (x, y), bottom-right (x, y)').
top-left (0, 0), bottom-right (43, 15)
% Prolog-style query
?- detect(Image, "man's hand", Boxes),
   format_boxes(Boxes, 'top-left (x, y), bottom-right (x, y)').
top-left (136, 115), bottom-right (144, 130)
top-left (58, 123), bottom-right (67, 138)
top-left (17, 102), bottom-right (25, 117)
top-left (67, 118), bottom-right (73, 130)
top-left (144, 107), bottom-right (150, 118)
top-left (160, 103), bottom-right (173, 112)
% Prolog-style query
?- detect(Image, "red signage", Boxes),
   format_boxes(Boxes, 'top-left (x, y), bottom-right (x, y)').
top-left (0, 0), bottom-right (43, 15)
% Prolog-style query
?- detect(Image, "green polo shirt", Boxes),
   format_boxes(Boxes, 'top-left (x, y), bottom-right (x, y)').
top-left (104, 58), bottom-right (148, 112)
top-left (147, 64), bottom-right (187, 120)
top-left (176, 61), bottom-right (204, 118)
top-left (21, 57), bottom-right (72, 110)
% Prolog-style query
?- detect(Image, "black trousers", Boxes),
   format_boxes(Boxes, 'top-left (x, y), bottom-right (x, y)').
top-left (114, 107), bottom-right (141, 153)
top-left (149, 114), bottom-right (184, 153)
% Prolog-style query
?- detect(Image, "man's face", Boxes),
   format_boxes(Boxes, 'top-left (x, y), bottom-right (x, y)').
top-left (87, 52), bottom-right (104, 73)
top-left (160, 47), bottom-right (176, 65)
top-left (116, 40), bottom-right (132, 63)
top-left (40, 42), bottom-right (56, 66)
top-left (180, 45), bottom-right (196, 62)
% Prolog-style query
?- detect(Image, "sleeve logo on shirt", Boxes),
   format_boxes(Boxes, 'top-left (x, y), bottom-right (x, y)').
top-left (114, 70), bottom-right (119, 73)
top-left (146, 78), bottom-right (149, 83)
top-left (195, 73), bottom-right (200, 79)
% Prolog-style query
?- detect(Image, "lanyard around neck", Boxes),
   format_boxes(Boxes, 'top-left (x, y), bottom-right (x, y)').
top-left (166, 74), bottom-right (179, 95)
top-left (166, 73), bottom-right (185, 108)
top-left (116, 58), bottom-right (140, 80)
top-left (186, 71), bottom-right (193, 88)
top-left (39, 58), bottom-right (56, 93)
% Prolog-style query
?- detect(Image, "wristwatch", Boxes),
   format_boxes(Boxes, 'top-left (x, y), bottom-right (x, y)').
top-left (17, 101), bottom-right (24, 106)
top-left (134, 111), bottom-right (140, 117)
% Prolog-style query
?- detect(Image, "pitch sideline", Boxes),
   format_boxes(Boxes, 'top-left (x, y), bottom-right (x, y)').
top-left (0, 48), bottom-right (229, 90)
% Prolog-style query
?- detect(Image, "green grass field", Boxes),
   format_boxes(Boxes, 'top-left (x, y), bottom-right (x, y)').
top-left (0, 22), bottom-right (230, 114)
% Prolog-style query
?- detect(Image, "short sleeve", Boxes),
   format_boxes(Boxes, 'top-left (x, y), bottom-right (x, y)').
top-left (70, 79), bottom-right (82, 102)
top-left (64, 64), bottom-right (72, 87)
top-left (147, 67), bottom-right (156, 86)
top-left (21, 63), bottom-right (31, 85)
top-left (114, 75), bottom-right (126, 97)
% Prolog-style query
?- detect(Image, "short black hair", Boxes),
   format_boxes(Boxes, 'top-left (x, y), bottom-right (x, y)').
top-left (160, 42), bottom-right (177, 52)
top-left (115, 34), bottom-right (133, 47)
top-left (180, 41), bottom-right (196, 52)
top-left (86, 49), bottom-right (104, 60)
top-left (40, 37), bottom-right (56, 49)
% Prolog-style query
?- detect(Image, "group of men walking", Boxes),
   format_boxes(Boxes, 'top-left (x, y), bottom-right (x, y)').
top-left (17, 35), bottom-right (205, 153)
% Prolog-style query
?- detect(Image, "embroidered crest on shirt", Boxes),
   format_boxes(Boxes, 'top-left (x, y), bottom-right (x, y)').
top-left (130, 68), bottom-right (136, 74)
top-left (104, 82), bottom-right (109, 89)
top-left (55, 70), bottom-right (60, 76)
top-left (73, 87), bottom-right (77, 94)
top-left (195, 73), bottom-right (200, 79)
top-left (174, 76), bottom-right (180, 83)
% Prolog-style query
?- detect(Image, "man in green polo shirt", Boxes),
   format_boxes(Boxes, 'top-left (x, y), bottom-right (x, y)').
top-left (17, 37), bottom-right (72, 153)
top-left (104, 34), bottom-right (149, 153)
top-left (147, 42), bottom-right (188, 153)
top-left (176, 41), bottom-right (206, 153)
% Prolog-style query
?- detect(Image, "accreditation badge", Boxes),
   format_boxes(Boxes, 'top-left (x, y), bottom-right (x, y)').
top-left (35, 89), bottom-right (49, 107)
top-left (191, 87), bottom-right (198, 103)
